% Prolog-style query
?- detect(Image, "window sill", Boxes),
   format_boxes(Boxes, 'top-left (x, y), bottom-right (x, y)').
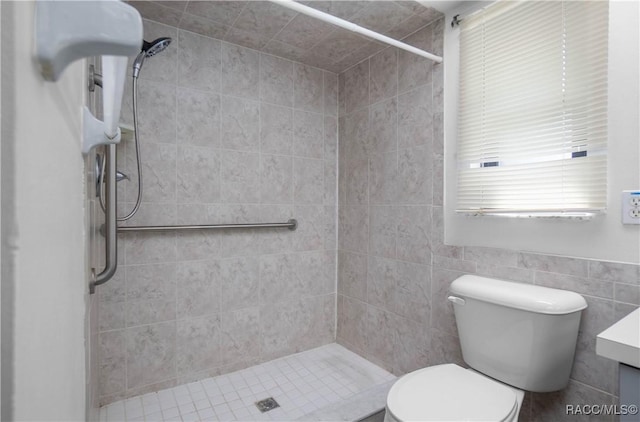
top-left (456, 210), bottom-right (606, 220)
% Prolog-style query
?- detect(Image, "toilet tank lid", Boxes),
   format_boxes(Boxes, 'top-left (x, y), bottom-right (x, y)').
top-left (450, 275), bottom-right (588, 314)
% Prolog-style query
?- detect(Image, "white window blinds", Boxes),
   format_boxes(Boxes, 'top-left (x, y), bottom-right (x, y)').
top-left (456, 0), bottom-right (609, 215)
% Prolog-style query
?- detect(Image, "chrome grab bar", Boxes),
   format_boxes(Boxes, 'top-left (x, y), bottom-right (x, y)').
top-left (116, 219), bottom-right (298, 232)
top-left (90, 144), bottom-right (118, 294)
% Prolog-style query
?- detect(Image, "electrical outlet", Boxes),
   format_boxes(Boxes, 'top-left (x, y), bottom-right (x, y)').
top-left (622, 190), bottom-right (640, 225)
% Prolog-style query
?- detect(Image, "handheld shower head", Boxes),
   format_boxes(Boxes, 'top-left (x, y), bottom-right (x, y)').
top-left (132, 37), bottom-right (172, 79)
top-left (143, 37), bottom-right (172, 57)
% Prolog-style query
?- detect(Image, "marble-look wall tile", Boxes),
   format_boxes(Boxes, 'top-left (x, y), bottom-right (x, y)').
top-left (99, 330), bottom-right (126, 396)
top-left (324, 71), bottom-right (338, 116)
top-left (177, 29), bottom-right (221, 92)
top-left (369, 206), bottom-right (397, 259)
top-left (342, 108), bottom-right (371, 160)
top-left (220, 307), bottom-right (260, 365)
top-left (337, 295), bottom-right (367, 352)
top-left (475, 263), bottom-right (535, 284)
top-left (176, 260), bottom-right (220, 319)
top-left (589, 260), bottom-right (640, 284)
top-left (431, 206), bottom-right (463, 259)
top-left (339, 205), bottom-right (369, 254)
top-left (397, 25), bottom-right (433, 94)
top-left (261, 103), bottom-right (293, 155)
top-left (531, 380), bottom-right (615, 422)
top-left (293, 205), bottom-right (324, 251)
top-left (126, 322), bottom-right (177, 389)
top-left (398, 146), bottom-right (432, 204)
top-left (324, 206), bottom-right (338, 251)
top-left (570, 296), bottom-right (616, 394)
top-left (369, 98), bottom-right (397, 154)
top-left (221, 43), bottom-right (259, 100)
top-left (463, 246), bottom-right (519, 268)
top-left (123, 142), bottom-right (177, 203)
top-left (344, 157), bottom-right (368, 205)
top-left (176, 231), bottom-right (220, 262)
top-left (397, 205), bottom-right (431, 264)
top-left (428, 328), bottom-right (464, 367)
top-left (338, 251), bottom-right (367, 301)
top-left (220, 150), bottom-right (260, 203)
top-left (324, 116), bottom-right (338, 161)
top-left (178, 13), bottom-right (230, 41)
top-left (176, 314), bottom-right (221, 376)
top-left (260, 154), bottom-right (293, 204)
top-left (99, 301), bottom-right (125, 332)
top-left (295, 64), bottom-right (324, 114)
top-left (395, 261), bottom-right (431, 324)
top-left (259, 205), bottom-right (294, 254)
top-left (324, 160), bottom-right (337, 208)
top-left (367, 257), bottom-right (396, 311)
top-left (260, 294), bottom-right (335, 360)
top-left (370, 47), bottom-right (397, 105)
top-left (365, 306), bottom-right (395, 366)
top-left (294, 158), bottom-right (324, 202)
top-left (398, 85), bottom-right (432, 150)
top-left (534, 271), bottom-right (613, 300)
top-left (393, 314), bottom-right (430, 374)
top-left (343, 60), bottom-right (369, 114)
top-left (518, 253), bottom-right (589, 277)
top-left (294, 111), bottom-right (324, 159)
top-left (124, 232), bottom-right (177, 265)
top-left (122, 79), bottom-right (177, 146)
top-left (259, 253), bottom-right (295, 304)
top-left (220, 96), bottom-right (260, 151)
top-left (176, 146), bottom-right (220, 202)
top-left (220, 256), bottom-right (260, 311)
top-left (430, 268), bottom-right (464, 336)
top-left (260, 53), bottom-right (294, 107)
top-left (176, 88), bottom-right (220, 148)
top-left (614, 283), bottom-right (640, 305)
top-left (369, 151), bottom-right (398, 205)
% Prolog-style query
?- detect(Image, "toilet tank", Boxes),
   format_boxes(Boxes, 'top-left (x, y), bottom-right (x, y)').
top-left (449, 275), bottom-right (587, 392)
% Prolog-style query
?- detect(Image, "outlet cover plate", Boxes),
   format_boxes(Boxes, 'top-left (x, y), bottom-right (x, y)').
top-left (621, 190), bottom-right (640, 224)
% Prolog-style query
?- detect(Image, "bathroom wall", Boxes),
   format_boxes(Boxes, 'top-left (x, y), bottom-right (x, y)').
top-left (336, 13), bottom-right (640, 422)
top-left (97, 20), bottom-right (338, 405)
top-left (1, 1), bottom-right (88, 419)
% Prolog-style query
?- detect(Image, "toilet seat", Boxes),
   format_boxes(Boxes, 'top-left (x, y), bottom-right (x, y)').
top-left (386, 364), bottom-right (519, 422)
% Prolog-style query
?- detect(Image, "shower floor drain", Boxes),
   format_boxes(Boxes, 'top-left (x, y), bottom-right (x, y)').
top-left (255, 397), bottom-right (280, 413)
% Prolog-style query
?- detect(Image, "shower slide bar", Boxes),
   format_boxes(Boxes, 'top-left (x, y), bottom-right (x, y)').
top-left (116, 219), bottom-right (298, 232)
top-left (267, 0), bottom-right (443, 64)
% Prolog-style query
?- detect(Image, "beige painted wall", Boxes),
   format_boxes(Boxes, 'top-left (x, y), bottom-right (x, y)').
top-left (1, 1), bottom-right (88, 420)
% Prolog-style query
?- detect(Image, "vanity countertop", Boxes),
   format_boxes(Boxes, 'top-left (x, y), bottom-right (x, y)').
top-left (596, 308), bottom-right (640, 368)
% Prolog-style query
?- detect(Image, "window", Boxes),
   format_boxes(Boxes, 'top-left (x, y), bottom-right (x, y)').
top-left (456, 0), bottom-right (609, 216)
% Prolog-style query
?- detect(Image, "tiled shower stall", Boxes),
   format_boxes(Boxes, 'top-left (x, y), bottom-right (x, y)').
top-left (88, 2), bottom-right (640, 421)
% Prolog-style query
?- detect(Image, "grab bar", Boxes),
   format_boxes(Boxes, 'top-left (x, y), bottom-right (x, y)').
top-left (90, 144), bottom-right (118, 294)
top-left (116, 219), bottom-right (298, 232)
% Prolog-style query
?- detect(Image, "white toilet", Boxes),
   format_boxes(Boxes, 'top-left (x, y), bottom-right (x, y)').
top-left (385, 275), bottom-right (588, 422)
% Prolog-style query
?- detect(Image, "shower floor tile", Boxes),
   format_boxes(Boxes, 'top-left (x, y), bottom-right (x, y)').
top-left (100, 343), bottom-right (396, 422)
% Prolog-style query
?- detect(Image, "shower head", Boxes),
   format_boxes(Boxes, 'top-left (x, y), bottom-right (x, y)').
top-left (142, 37), bottom-right (172, 57)
top-left (132, 37), bottom-right (172, 79)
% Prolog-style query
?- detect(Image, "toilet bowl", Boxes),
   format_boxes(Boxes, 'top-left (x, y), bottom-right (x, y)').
top-left (384, 275), bottom-right (587, 422)
top-left (384, 364), bottom-right (525, 422)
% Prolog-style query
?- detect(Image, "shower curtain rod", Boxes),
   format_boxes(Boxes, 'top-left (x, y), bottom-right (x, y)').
top-left (267, 0), bottom-right (443, 64)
